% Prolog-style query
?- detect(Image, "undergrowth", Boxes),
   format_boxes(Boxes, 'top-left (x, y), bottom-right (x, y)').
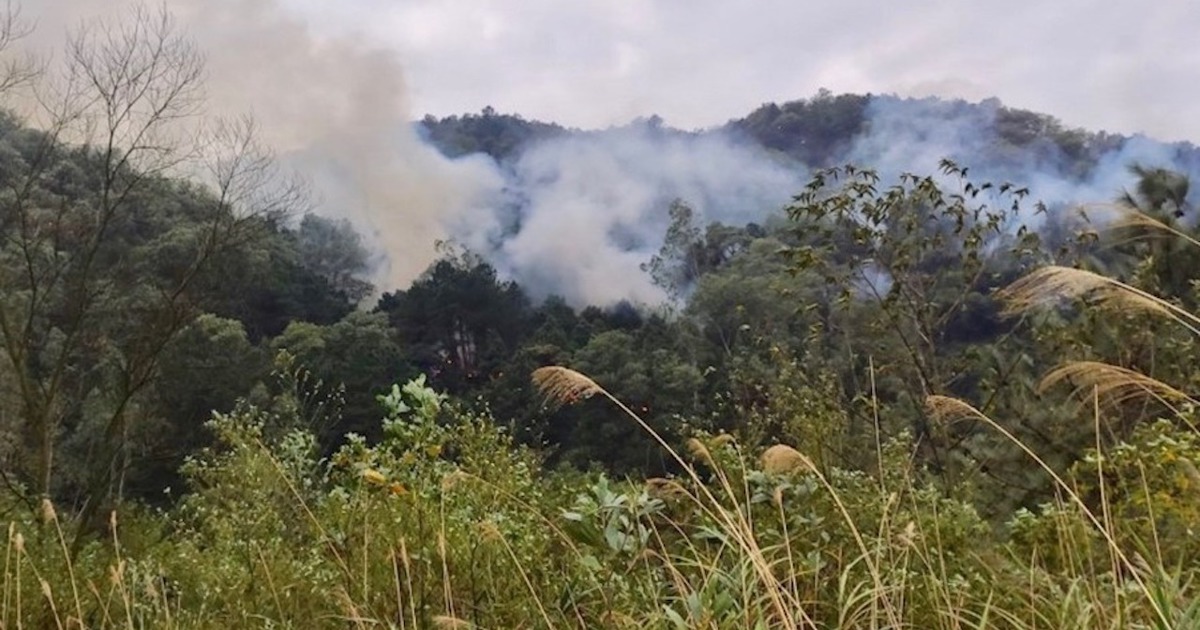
top-left (2, 363), bottom-right (1196, 629)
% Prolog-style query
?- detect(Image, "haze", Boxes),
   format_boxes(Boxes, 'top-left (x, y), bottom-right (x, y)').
top-left (21, 0), bottom-right (1200, 302)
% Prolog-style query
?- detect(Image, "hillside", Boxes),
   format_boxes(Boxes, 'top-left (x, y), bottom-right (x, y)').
top-left (415, 92), bottom-right (1200, 307)
top-left (421, 90), bottom-right (1200, 175)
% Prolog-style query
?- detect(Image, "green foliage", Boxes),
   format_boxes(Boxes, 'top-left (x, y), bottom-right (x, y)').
top-left (548, 327), bottom-right (703, 473)
top-left (0, 364), bottom-right (1197, 628)
top-left (642, 198), bottom-right (705, 304)
top-left (729, 90), bottom-right (870, 166)
top-left (296, 214), bottom-right (375, 304)
top-left (272, 311), bottom-right (406, 442)
top-left (1071, 418), bottom-right (1200, 566)
top-left (420, 107), bottom-right (568, 160)
top-left (377, 247), bottom-right (531, 394)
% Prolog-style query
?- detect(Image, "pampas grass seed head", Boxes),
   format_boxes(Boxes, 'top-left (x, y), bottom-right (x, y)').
top-left (925, 395), bottom-right (986, 424)
top-left (432, 614), bottom-right (473, 629)
top-left (761, 445), bottom-right (813, 475)
top-left (685, 437), bottom-right (714, 467)
top-left (1039, 361), bottom-right (1194, 407)
top-left (361, 468), bottom-right (387, 486)
top-left (999, 265), bottom-right (1175, 322)
top-left (645, 477), bottom-right (688, 501)
top-left (476, 520), bottom-right (503, 544)
top-left (531, 366), bottom-right (602, 410)
top-left (441, 470), bottom-right (470, 492)
top-left (897, 521), bottom-right (919, 547)
top-left (39, 497), bottom-right (56, 525)
top-left (711, 433), bottom-right (736, 449)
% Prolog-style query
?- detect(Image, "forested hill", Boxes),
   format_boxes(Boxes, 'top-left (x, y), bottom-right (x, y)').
top-left (7, 79), bottom-right (1200, 510)
top-left (419, 91), bottom-right (1200, 174)
top-left (418, 92), bottom-right (1200, 307)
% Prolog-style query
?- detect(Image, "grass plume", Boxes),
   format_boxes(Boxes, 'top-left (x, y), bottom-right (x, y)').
top-left (1039, 360), bottom-right (1198, 409)
top-left (531, 366), bottom-right (602, 410)
top-left (760, 445), bottom-right (812, 475)
top-left (1000, 265), bottom-right (1200, 338)
top-left (1106, 205), bottom-right (1200, 250)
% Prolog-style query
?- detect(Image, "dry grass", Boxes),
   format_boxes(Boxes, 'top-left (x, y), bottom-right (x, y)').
top-left (924, 394), bottom-right (987, 424)
top-left (1039, 361), bottom-right (1198, 409)
top-left (685, 437), bottom-right (714, 467)
top-left (1106, 205), bottom-right (1200, 250)
top-left (999, 265), bottom-right (1200, 336)
top-left (987, 211), bottom-right (1200, 628)
top-left (1002, 266), bottom-right (1162, 316)
top-left (760, 445), bottom-right (812, 475)
top-left (531, 366), bottom-right (602, 410)
top-left (924, 394), bottom-right (1170, 628)
top-left (531, 364), bottom-right (816, 628)
top-left (431, 614), bottom-right (474, 629)
top-left (644, 477), bottom-right (690, 501)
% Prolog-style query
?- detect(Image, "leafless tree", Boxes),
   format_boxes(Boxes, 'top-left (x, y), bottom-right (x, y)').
top-left (0, 5), bottom-right (304, 529)
top-left (0, 1), bottom-right (38, 95)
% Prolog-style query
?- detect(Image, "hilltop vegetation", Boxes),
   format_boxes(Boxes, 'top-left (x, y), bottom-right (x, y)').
top-left (3, 6), bottom-right (1200, 629)
top-left (420, 88), bottom-right (1200, 177)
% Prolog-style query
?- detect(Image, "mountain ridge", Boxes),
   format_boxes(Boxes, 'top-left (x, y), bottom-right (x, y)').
top-left (419, 91), bottom-right (1200, 175)
top-left (415, 91), bottom-right (1200, 306)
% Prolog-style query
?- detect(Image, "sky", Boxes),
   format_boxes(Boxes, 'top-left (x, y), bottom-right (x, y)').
top-left (24, 0), bottom-right (1200, 140)
top-left (273, 0), bottom-right (1200, 142)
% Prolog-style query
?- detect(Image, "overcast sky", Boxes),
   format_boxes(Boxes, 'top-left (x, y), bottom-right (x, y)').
top-left (270, 0), bottom-right (1199, 142)
top-left (26, 0), bottom-right (1200, 141)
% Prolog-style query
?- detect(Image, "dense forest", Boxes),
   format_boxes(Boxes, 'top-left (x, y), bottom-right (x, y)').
top-left (4, 7), bottom-right (1200, 629)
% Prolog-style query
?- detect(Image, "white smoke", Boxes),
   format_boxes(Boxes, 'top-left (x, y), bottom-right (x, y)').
top-left (449, 96), bottom-right (1200, 307)
top-left (20, 0), bottom-right (502, 291)
top-left (846, 96), bottom-right (1200, 224)
top-left (20, 4), bottom-right (1200, 308)
top-left (450, 122), bottom-right (802, 305)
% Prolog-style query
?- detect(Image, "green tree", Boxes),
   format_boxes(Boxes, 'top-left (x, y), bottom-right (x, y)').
top-left (378, 248), bottom-right (530, 393)
top-left (784, 162), bottom-right (1044, 470)
top-left (271, 311), bottom-right (406, 442)
top-left (642, 199), bottom-right (704, 304)
top-left (729, 90), bottom-right (869, 165)
top-left (548, 324), bottom-right (702, 473)
top-left (201, 219), bottom-right (360, 341)
top-left (296, 213), bottom-right (374, 304)
top-left (1113, 164), bottom-right (1197, 305)
top-left (127, 314), bottom-right (262, 499)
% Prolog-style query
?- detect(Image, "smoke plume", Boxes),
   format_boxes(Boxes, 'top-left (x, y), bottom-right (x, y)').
top-left (21, 0), bottom-right (500, 290)
top-left (845, 96), bottom-right (1200, 224)
top-left (451, 122), bottom-right (801, 305)
top-left (447, 97), bottom-right (1200, 307)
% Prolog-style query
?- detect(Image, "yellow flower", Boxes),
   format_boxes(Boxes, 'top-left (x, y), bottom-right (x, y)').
top-left (388, 482), bottom-right (408, 496)
top-left (425, 444), bottom-right (443, 458)
top-left (361, 468), bottom-right (387, 486)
